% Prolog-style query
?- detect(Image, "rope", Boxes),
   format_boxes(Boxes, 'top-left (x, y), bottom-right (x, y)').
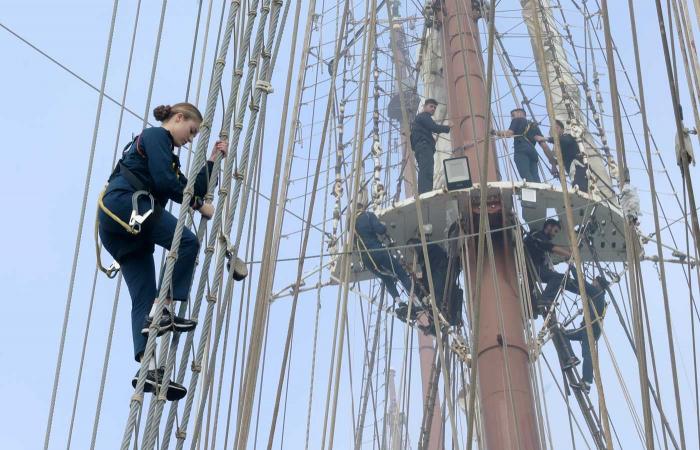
top-left (530, 0), bottom-right (615, 448)
top-left (43, 2), bottom-right (121, 447)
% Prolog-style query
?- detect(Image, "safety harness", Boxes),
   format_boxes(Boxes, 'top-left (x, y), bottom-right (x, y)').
top-left (95, 135), bottom-right (159, 278)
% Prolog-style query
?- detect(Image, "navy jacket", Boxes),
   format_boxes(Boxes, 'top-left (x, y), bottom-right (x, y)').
top-left (410, 112), bottom-right (450, 151)
top-left (524, 230), bottom-right (554, 269)
top-left (99, 127), bottom-right (215, 260)
top-left (355, 211), bottom-right (387, 250)
top-left (508, 117), bottom-right (543, 153)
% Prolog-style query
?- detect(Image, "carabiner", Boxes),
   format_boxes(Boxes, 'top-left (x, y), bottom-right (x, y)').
top-left (128, 190), bottom-right (155, 234)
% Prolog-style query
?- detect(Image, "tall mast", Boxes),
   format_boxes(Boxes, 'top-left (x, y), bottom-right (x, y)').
top-left (440, 2), bottom-right (541, 449)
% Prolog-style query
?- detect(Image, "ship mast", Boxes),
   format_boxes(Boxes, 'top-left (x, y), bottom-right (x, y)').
top-left (440, 1), bottom-right (541, 448)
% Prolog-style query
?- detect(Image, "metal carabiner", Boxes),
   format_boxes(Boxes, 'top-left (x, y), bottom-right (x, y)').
top-left (129, 190), bottom-right (155, 234)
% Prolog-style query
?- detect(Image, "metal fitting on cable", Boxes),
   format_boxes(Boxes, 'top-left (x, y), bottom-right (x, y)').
top-left (234, 121), bottom-right (244, 129)
top-left (256, 80), bottom-right (273, 93)
top-left (176, 429), bottom-right (187, 440)
top-left (261, 48), bottom-right (271, 59)
top-left (249, 57), bottom-right (259, 68)
top-left (191, 361), bottom-right (202, 372)
top-left (234, 171), bottom-right (244, 180)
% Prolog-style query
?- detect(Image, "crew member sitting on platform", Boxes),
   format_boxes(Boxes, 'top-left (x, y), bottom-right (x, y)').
top-left (525, 219), bottom-right (577, 312)
top-left (493, 108), bottom-right (557, 182)
top-left (98, 103), bottom-right (238, 400)
top-left (565, 273), bottom-right (607, 394)
top-left (410, 98), bottom-right (451, 194)
top-left (407, 237), bottom-right (463, 328)
top-left (548, 120), bottom-right (588, 193)
top-left (354, 194), bottom-right (416, 309)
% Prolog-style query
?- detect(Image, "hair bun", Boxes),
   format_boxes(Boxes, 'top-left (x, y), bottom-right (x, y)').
top-left (153, 105), bottom-right (172, 122)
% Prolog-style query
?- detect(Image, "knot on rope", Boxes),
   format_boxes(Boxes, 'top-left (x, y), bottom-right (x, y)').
top-left (176, 429), bottom-right (187, 440)
top-left (215, 57), bottom-right (226, 66)
top-left (249, 101), bottom-right (260, 112)
top-left (234, 171), bottom-right (244, 180)
top-left (234, 121), bottom-right (244, 130)
top-left (130, 393), bottom-right (144, 404)
top-left (206, 292), bottom-right (218, 303)
top-left (249, 57), bottom-right (259, 68)
top-left (261, 48), bottom-right (271, 59)
top-left (256, 80), bottom-right (273, 93)
top-left (167, 249), bottom-right (179, 260)
top-left (235, 68), bottom-right (244, 77)
top-left (191, 361), bottom-right (202, 372)
top-left (157, 391), bottom-right (168, 401)
top-left (262, 4), bottom-right (270, 12)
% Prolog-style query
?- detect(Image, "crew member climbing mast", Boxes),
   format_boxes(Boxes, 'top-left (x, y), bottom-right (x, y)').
top-left (410, 98), bottom-right (451, 193)
top-left (97, 103), bottom-right (246, 400)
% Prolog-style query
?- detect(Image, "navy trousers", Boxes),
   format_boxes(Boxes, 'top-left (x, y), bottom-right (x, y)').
top-left (567, 289), bottom-right (605, 384)
top-left (414, 145), bottom-right (434, 194)
top-left (514, 148), bottom-right (541, 182)
top-left (362, 247), bottom-right (413, 299)
top-left (101, 210), bottom-right (200, 361)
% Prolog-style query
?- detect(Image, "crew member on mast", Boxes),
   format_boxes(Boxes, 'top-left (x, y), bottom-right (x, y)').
top-left (565, 272), bottom-right (607, 394)
top-left (410, 98), bottom-right (451, 194)
top-left (493, 108), bottom-right (557, 182)
top-left (97, 103), bottom-right (241, 400)
top-left (548, 119), bottom-right (589, 193)
top-left (355, 192), bottom-right (417, 308)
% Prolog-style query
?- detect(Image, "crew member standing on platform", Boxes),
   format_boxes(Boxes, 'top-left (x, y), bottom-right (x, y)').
top-left (410, 98), bottom-right (451, 194)
top-left (493, 108), bottom-right (557, 182)
top-left (98, 103), bottom-right (241, 400)
top-left (549, 119), bottom-right (588, 192)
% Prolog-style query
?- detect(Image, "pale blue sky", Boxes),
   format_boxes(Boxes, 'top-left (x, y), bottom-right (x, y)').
top-left (2, 0), bottom-right (700, 449)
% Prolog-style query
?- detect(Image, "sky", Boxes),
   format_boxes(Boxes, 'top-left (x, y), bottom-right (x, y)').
top-left (2, 0), bottom-right (700, 449)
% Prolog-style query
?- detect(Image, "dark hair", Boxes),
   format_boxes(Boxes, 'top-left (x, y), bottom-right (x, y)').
top-left (543, 218), bottom-right (561, 231)
top-left (425, 98), bottom-right (439, 107)
top-left (153, 102), bottom-right (203, 123)
top-left (554, 119), bottom-right (565, 129)
top-left (510, 108), bottom-right (526, 116)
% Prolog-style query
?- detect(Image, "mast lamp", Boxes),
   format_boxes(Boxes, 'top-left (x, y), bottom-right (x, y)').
top-left (443, 156), bottom-right (472, 190)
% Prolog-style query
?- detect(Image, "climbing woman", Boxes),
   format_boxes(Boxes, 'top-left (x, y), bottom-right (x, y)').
top-left (98, 103), bottom-right (224, 400)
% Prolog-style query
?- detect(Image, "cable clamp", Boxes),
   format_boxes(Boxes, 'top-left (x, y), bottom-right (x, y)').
top-left (256, 80), bottom-right (273, 93)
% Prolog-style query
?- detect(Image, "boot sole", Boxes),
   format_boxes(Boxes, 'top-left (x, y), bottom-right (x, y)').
top-left (132, 376), bottom-right (187, 401)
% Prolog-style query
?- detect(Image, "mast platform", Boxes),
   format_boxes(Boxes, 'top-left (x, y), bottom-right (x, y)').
top-left (335, 181), bottom-right (627, 283)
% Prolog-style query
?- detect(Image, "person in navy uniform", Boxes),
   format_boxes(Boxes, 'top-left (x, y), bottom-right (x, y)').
top-left (565, 273), bottom-right (607, 394)
top-left (354, 195), bottom-right (415, 306)
top-left (410, 98), bottom-right (451, 194)
top-left (98, 103), bottom-right (227, 400)
top-left (493, 108), bottom-right (558, 182)
top-left (549, 119), bottom-right (589, 193)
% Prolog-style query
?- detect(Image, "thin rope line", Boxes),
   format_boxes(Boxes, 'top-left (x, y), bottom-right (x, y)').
top-left (43, 2), bottom-right (121, 447)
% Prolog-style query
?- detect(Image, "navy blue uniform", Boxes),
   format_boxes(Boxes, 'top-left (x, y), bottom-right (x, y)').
top-left (99, 126), bottom-right (214, 361)
top-left (355, 211), bottom-right (413, 299)
top-left (525, 229), bottom-right (605, 383)
top-left (509, 117), bottom-right (543, 182)
top-left (410, 111), bottom-right (450, 194)
top-left (550, 133), bottom-right (589, 192)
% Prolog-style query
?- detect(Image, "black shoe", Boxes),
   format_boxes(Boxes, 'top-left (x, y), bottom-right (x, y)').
top-left (132, 368), bottom-right (187, 401)
top-left (172, 313), bottom-right (197, 333)
top-left (562, 356), bottom-right (580, 370)
top-left (570, 380), bottom-right (591, 394)
top-left (226, 251), bottom-right (249, 281)
top-left (141, 311), bottom-right (174, 336)
top-left (395, 302), bottom-right (422, 323)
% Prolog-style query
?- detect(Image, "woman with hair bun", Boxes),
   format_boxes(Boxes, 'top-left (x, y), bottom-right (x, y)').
top-left (98, 102), bottom-right (227, 400)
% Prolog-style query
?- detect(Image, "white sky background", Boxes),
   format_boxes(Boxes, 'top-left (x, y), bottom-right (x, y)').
top-left (2, 0), bottom-right (700, 449)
